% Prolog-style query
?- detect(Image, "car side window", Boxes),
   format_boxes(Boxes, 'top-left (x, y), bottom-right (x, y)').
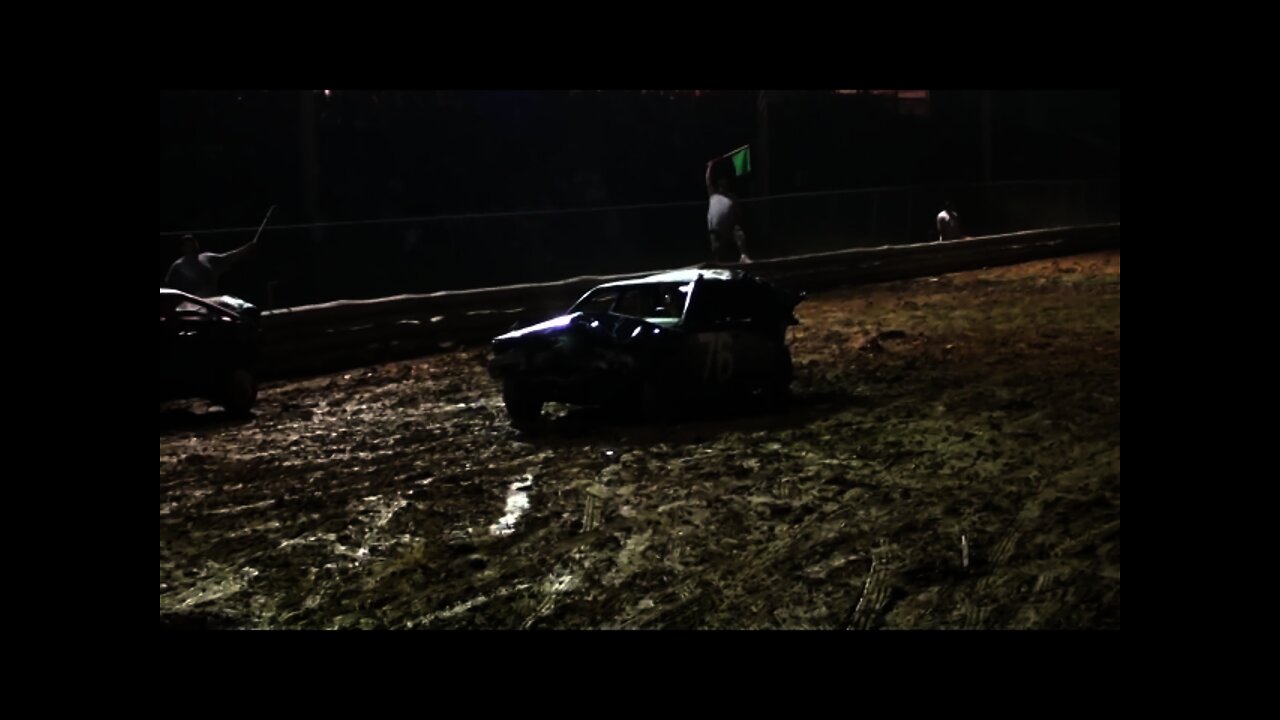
top-left (161, 297), bottom-right (202, 321)
top-left (163, 298), bottom-right (226, 325)
top-left (176, 301), bottom-right (214, 319)
top-left (575, 289), bottom-right (619, 314)
top-left (612, 285), bottom-right (687, 320)
top-left (686, 282), bottom-right (729, 328)
top-left (651, 285), bottom-right (687, 319)
top-left (687, 282), bottom-right (764, 328)
top-left (613, 288), bottom-right (653, 318)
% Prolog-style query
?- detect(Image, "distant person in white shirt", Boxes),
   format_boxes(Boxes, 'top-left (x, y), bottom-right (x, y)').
top-left (165, 233), bottom-right (258, 298)
top-left (936, 202), bottom-right (961, 242)
top-left (706, 162), bottom-right (751, 263)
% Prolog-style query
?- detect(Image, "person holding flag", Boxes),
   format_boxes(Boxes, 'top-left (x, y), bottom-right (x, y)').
top-left (165, 206), bottom-right (274, 298)
top-left (706, 145), bottom-right (752, 264)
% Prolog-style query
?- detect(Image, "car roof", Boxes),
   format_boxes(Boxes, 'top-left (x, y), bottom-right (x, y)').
top-left (594, 268), bottom-right (743, 290)
top-left (160, 288), bottom-right (242, 319)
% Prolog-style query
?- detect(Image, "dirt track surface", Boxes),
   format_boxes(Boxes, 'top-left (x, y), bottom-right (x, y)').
top-left (160, 251), bottom-right (1120, 629)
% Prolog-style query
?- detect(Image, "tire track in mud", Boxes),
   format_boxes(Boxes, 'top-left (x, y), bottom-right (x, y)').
top-left (582, 490), bottom-right (605, 533)
top-left (846, 544), bottom-right (901, 630)
top-left (617, 577), bottom-right (719, 629)
top-left (518, 463), bottom-right (630, 628)
top-left (521, 551), bottom-right (584, 629)
top-left (465, 458), bottom-right (614, 627)
top-left (960, 472), bottom-right (1052, 629)
top-left (962, 526), bottom-right (1025, 628)
top-left (414, 581), bottom-right (537, 628)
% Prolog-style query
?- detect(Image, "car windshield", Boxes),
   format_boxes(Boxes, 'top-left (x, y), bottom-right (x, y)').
top-left (160, 293), bottom-right (235, 322)
top-left (572, 282), bottom-right (691, 326)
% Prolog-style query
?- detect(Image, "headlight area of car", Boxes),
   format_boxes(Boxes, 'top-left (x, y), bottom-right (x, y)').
top-left (489, 347), bottom-right (527, 375)
top-left (543, 332), bottom-right (594, 367)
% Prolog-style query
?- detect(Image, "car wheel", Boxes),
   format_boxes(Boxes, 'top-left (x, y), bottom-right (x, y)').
top-left (640, 380), bottom-right (681, 423)
top-left (762, 378), bottom-right (792, 412)
top-left (218, 368), bottom-right (257, 416)
top-left (503, 380), bottom-right (543, 428)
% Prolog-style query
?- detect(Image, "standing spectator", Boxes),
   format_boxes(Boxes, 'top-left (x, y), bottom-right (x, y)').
top-left (165, 233), bottom-right (257, 298)
top-left (706, 161), bottom-right (751, 263)
top-left (937, 201), bottom-right (961, 242)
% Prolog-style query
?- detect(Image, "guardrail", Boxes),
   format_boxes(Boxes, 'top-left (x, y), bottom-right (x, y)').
top-left (258, 223), bottom-right (1120, 379)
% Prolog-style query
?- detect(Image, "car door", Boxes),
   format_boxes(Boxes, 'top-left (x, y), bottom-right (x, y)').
top-left (680, 279), bottom-right (766, 392)
top-left (161, 298), bottom-right (227, 389)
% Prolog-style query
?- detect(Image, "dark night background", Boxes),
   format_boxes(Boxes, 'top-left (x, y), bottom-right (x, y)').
top-left (158, 90), bottom-right (1121, 308)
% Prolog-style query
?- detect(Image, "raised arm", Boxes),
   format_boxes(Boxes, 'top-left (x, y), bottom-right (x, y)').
top-left (206, 237), bottom-right (257, 271)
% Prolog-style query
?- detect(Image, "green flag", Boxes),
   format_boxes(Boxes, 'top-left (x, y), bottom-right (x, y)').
top-left (729, 145), bottom-right (751, 176)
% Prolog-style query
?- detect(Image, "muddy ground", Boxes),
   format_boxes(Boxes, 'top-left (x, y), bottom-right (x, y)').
top-left (160, 250), bottom-right (1120, 629)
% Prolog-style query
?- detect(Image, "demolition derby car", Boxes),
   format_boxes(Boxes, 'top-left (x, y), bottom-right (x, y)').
top-left (488, 268), bottom-right (803, 426)
top-left (159, 288), bottom-right (263, 415)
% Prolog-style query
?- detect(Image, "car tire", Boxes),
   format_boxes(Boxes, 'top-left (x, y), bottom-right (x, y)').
top-left (503, 380), bottom-right (543, 428)
top-left (218, 368), bottom-right (257, 416)
top-left (762, 378), bottom-right (792, 412)
top-left (640, 380), bottom-right (680, 423)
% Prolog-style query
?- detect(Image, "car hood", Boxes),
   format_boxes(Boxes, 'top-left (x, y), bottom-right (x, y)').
top-left (494, 312), bottom-right (584, 341)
